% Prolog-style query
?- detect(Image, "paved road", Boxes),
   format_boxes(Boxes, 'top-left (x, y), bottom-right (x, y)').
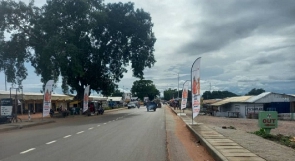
top-left (0, 107), bottom-right (167, 161)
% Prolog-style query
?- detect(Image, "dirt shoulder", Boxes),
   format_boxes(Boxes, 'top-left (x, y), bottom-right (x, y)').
top-left (166, 107), bottom-right (214, 161)
top-left (194, 115), bottom-right (295, 137)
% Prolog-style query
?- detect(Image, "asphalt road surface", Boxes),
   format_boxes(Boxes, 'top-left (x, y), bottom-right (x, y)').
top-left (0, 107), bottom-right (166, 161)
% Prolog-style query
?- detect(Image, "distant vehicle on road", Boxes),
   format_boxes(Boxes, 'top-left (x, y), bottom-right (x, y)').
top-left (146, 102), bottom-right (157, 112)
top-left (127, 102), bottom-right (139, 109)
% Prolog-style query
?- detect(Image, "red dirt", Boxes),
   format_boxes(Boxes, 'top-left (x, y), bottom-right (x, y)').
top-left (168, 108), bottom-right (214, 161)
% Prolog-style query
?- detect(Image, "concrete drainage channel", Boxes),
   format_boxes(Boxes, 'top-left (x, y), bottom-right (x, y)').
top-left (169, 108), bottom-right (266, 161)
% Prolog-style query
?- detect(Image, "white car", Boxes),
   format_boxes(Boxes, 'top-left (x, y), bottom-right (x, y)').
top-left (127, 102), bottom-right (136, 109)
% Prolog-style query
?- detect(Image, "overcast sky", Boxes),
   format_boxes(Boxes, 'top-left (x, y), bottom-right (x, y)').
top-left (1, 0), bottom-right (295, 96)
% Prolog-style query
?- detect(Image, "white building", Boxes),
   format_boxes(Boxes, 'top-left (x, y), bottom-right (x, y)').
top-left (211, 92), bottom-right (295, 119)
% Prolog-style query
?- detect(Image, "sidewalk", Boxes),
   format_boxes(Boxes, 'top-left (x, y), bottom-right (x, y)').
top-left (170, 107), bottom-right (295, 161)
top-left (0, 107), bottom-right (127, 133)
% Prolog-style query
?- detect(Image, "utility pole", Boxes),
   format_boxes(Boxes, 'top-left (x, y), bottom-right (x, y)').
top-left (177, 73), bottom-right (179, 99)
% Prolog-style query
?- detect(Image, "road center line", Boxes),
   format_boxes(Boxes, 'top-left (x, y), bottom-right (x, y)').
top-left (88, 127), bottom-right (94, 130)
top-left (20, 148), bottom-right (36, 154)
top-left (77, 131), bottom-right (84, 134)
top-left (46, 140), bottom-right (56, 145)
top-left (64, 135), bottom-right (71, 138)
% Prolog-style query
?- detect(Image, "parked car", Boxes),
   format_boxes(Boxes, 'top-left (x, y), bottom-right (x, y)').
top-left (127, 102), bottom-right (137, 109)
top-left (146, 102), bottom-right (157, 112)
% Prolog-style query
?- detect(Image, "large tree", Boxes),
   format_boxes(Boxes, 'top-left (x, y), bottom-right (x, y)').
top-left (111, 88), bottom-right (124, 97)
top-left (0, 0), bottom-right (156, 99)
top-left (0, 0), bottom-right (31, 85)
top-left (245, 88), bottom-right (265, 96)
top-left (164, 88), bottom-right (192, 101)
top-left (131, 79), bottom-right (160, 101)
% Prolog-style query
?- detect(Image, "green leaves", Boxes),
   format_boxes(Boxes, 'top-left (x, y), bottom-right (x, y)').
top-left (245, 88), bottom-right (265, 96)
top-left (131, 79), bottom-right (160, 101)
top-left (0, 0), bottom-right (156, 99)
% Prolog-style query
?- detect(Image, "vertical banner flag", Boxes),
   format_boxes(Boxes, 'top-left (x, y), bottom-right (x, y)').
top-left (83, 85), bottom-right (90, 113)
top-left (181, 81), bottom-right (190, 110)
top-left (43, 80), bottom-right (54, 117)
top-left (191, 57), bottom-right (201, 119)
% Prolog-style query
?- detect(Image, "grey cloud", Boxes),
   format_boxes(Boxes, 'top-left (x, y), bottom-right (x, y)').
top-left (178, 0), bottom-right (295, 56)
top-left (250, 53), bottom-right (292, 66)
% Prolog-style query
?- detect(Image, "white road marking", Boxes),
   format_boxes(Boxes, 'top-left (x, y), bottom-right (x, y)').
top-left (20, 148), bottom-right (36, 154)
top-left (64, 135), bottom-right (71, 138)
top-left (104, 123), bottom-right (107, 124)
top-left (113, 120), bottom-right (115, 121)
top-left (77, 131), bottom-right (84, 134)
top-left (97, 125), bottom-right (101, 127)
top-left (46, 140), bottom-right (56, 145)
top-left (88, 127), bottom-right (94, 130)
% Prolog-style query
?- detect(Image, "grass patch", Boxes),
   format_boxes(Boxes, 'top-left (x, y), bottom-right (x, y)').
top-left (252, 128), bottom-right (295, 149)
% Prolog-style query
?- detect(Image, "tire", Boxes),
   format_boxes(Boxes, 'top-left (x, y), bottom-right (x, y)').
top-left (147, 108), bottom-right (149, 112)
top-left (9, 118), bottom-right (14, 123)
top-left (153, 109), bottom-right (156, 111)
top-left (17, 118), bottom-right (22, 122)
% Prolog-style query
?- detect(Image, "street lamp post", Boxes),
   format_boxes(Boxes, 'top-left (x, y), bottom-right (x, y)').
top-left (177, 73), bottom-right (179, 99)
top-left (172, 72), bottom-right (180, 99)
top-left (5, 69), bottom-right (7, 91)
top-left (19, 85), bottom-right (23, 115)
top-left (203, 81), bottom-right (212, 100)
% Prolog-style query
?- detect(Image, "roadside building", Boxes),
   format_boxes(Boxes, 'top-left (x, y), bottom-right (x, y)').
top-left (201, 99), bottom-right (222, 115)
top-left (88, 96), bottom-right (108, 107)
top-left (211, 96), bottom-right (254, 118)
top-left (211, 92), bottom-right (295, 119)
top-left (107, 97), bottom-right (123, 107)
top-left (0, 90), bottom-right (73, 114)
top-left (246, 92), bottom-right (295, 120)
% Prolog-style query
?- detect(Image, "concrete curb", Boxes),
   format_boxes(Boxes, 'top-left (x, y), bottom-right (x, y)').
top-left (104, 107), bottom-right (127, 113)
top-left (168, 107), bottom-right (228, 161)
top-left (0, 120), bottom-right (55, 132)
top-left (186, 124), bottom-right (228, 161)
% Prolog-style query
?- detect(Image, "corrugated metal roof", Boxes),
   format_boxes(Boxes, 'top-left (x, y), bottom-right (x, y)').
top-left (246, 92), bottom-right (271, 103)
top-left (211, 96), bottom-right (252, 106)
top-left (203, 99), bottom-right (222, 104)
top-left (89, 96), bottom-right (107, 101)
top-left (107, 97), bottom-right (122, 101)
top-left (0, 90), bottom-right (73, 100)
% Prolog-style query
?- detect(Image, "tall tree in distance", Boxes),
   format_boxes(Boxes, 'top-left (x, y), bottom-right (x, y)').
top-left (202, 90), bottom-right (238, 99)
top-left (111, 88), bottom-right (124, 97)
top-left (245, 88), bottom-right (265, 96)
top-left (0, 0), bottom-right (156, 99)
top-left (131, 80), bottom-right (160, 101)
top-left (163, 88), bottom-right (177, 100)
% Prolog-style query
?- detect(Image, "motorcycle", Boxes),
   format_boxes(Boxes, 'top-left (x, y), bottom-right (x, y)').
top-left (50, 109), bottom-right (54, 118)
top-left (97, 108), bottom-right (104, 115)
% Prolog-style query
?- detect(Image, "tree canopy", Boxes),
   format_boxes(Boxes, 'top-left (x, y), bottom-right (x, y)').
top-left (245, 88), bottom-right (265, 96)
top-left (163, 88), bottom-right (192, 101)
top-left (110, 88), bottom-right (124, 97)
top-left (202, 90), bottom-right (238, 99)
top-left (130, 79), bottom-right (160, 101)
top-left (0, 0), bottom-right (156, 99)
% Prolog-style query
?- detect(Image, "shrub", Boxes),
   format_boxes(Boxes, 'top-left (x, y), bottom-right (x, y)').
top-left (252, 129), bottom-right (295, 149)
